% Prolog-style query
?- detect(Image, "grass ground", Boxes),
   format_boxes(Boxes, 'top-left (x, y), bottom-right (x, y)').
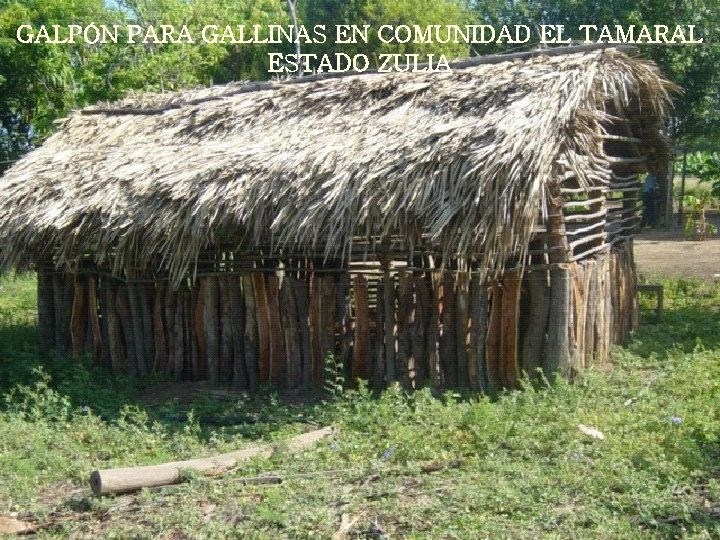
top-left (1, 274), bottom-right (720, 538)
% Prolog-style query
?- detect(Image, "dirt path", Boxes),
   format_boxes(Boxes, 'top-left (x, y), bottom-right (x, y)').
top-left (634, 216), bottom-right (720, 280)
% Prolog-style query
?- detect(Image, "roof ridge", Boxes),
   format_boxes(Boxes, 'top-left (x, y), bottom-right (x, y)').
top-left (80, 43), bottom-right (636, 116)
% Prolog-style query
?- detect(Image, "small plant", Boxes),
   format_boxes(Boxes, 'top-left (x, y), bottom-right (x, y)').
top-left (323, 352), bottom-right (345, 398)
top-left (683, 193), bottom-right (717, 240)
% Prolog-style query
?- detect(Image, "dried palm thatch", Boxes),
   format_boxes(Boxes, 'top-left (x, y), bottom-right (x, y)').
top-left (0, 47), bottom-right (674, 286)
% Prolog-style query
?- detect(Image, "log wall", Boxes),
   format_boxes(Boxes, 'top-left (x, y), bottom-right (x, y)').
top-left (35, 240), bottom-right (638, 392)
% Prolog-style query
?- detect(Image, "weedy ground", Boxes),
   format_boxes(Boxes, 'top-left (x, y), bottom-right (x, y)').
top-left (0, 274), bottom-right (719, 538)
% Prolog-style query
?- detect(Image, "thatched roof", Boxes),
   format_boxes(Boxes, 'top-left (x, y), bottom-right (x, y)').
top-left (0, 46), bottom-right (674, 284)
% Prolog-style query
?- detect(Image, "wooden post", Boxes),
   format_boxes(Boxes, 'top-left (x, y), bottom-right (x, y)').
top-left (163, 284), bottom-right (176, 375)
top-left (105, 280), bottom-right (124, 371)
top-left (251, 272), bottom-right (270, 386)
top-left (193, 279), bottom-right (207, 380)
top-left (426, 272), bottom-right (441, 389)
top-left (372, 280), bottom-right (386, 391)
top-left (486, 281), bottom-right (503, 392)
top-left (382, 270), bottom-right (396, 384)
top-left (204, 276), bottom-right (220, 386)
top-left (309, 273), bottom-right (322, 387)
top-left (152, 283), bottom-right (168, 372)
top-left (242, 274), bottom-right (259, 392)
top-left (139, 284), bottom-right (155, 373)
top-left (267, 274), bottom-right (286, 387)
top-left (293, 276), bottom-right (312, 389)
top-left (280, 277), bottom-right (302, 390)
top-left (396, 272), bottom-right (412, 389)
top-left (37, 271), bottom-right (56, 356)
top-left (468, 276), bottom-right (488, 392)
top-left (544, 180), bottom-right (573, 381)
top-left (98, 277), bottom-right (112, 369)
top-left (116, 284), bottom-right (137, 376)
top-left (173, 287), bottom-right (185, 381)
top-left (321, 275), bottom-right (336, 385)
top-left (522, 271), bottom-right (549, 381)
top-left (545, 268), bottom-right (571, 381)
top-left (455, 275), bottom-right (470, 388)
top-left (228, 276), bottom-right (247, 390)
top-left (352, 275), bottom-right (370, 385)
top-left (126, 283), bottom-right (147, 376)
top-left (500, 272), bottom-right (522, 389)
top-left (583, 259), bottom-right (598, 366)
top-left (71, 277), bottom-right (88, 356)
top-left (87, 275), bottom-right (103, 363)
top-left (334, 273), bottom-right (352, 381)
top-left (411, 272), bottom-right (429, 388)
top-left (183, 288), bottom-right (193, 380)
top-left (569, 263), bottom-right (586, 377)
top-left (439, 274), bottom-right (457, 388)
top-left (219, 276), bottom-right (235, 385)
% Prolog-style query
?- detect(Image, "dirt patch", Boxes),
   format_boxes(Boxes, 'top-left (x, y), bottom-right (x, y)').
top-left (634, 215), bottom-right (720, 280)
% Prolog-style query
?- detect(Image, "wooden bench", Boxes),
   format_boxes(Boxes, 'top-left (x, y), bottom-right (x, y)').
top-left (637, 284), bottom-right (663, 322)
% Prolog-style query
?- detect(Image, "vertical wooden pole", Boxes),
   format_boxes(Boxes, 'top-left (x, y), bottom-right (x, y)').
top-left (411, 272), bottom-right (430, 388)
top-left (455, 275), bottom-right (470, 388)
top-left (500, 272), bottom-right (522, 389)
top-left (396, 272), bottom-right (412, 389)
top-left (126, 283), bottom-right (147, 376)
top-left (105, 280), bottom-right (124, 371)
top-left (98, 277), bottom-right (112, 368)
top-left (426, 272), bottom-right (441, 389)
top-left (572, 264), bottom-right (588, 371)
top-left (468, 276), bottom-right (488, 392)
top-left (193, 279), bottom-right (207, 380)
top-left (71, 276), bottom-right (88, 356)
top-left (204, 276), bottom-right (220, 386)
top-left (139, 283), bottom-right (155, 373)
top-left (522, 271), bottom-right (549, 381)
top-left (219, 276), bottom-right (235, 385)
top-left (37, 271), bottom-right (56, 356)
top-left (335, 274), bottom-right (352, 382)
top-left (164, 283), bottom-right (176, 375)
top-left (545, 268), bottom-right (571, 381)
top-left (352, 275), bottom-right (370, 385)
top-left (173, 286), bottom-right (185, 381)
top-left (439, 274), bottom-right (457, 387)
top-left (242, 274), bottom-right (259, 392)
top-left (87, 275), bottom-right (102, 363)
top-left (583, 260), bottom-right (598, 366)
top-left (321, 275), bottom-right (336, 386)
top-left (229, 276), bottom-right (247, 390)
top-left (382, 270), bottom-right (396, 384)
top-left (280, 276), bottom-right (302, 390)
top-left (153, 283), bottom-right (168, 372)
top-left (266, 274), bottom-right (286, 387)
top-left (253, 271), bottom-right (271, 386)
top-left (293, 275), bottom-right (312, 389)
top-left (485, 281), bottom-right (503, 392)
top-left (183, 287), bottom-right (193, 380)
top-left (309, 273), bottom-right (322, 387)
top-left (116, 284), bottom-right (137, 376)
top-left (543, 179), bottom-right (573, 381)
top-left (372, 280), bottom-right (386, 391)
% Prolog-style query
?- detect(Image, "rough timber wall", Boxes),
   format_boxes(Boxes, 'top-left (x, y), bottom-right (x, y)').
top-left (36, 240), bottom-right (638, 392)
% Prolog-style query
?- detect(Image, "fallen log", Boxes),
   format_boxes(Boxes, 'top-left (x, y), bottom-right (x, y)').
top-left (89, 426), bottom-right (334, 496)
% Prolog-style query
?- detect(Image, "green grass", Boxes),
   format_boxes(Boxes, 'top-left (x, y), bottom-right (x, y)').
top-left (1, 273), bottom-right (720, 538)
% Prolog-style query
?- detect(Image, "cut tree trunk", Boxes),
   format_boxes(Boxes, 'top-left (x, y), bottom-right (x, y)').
top-left (90, 427), bottom-right (334, 496)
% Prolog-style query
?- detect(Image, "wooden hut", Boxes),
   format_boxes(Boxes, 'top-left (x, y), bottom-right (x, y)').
top-left (0, 45), bottom-right (674, 392)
